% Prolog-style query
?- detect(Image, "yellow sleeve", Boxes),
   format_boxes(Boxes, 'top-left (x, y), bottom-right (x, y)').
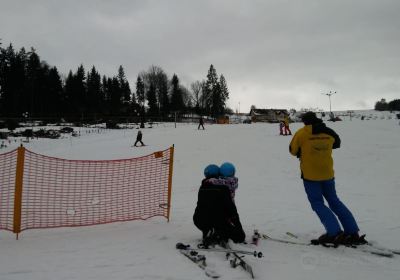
top-left (289, 131), bottom-right (301, 156)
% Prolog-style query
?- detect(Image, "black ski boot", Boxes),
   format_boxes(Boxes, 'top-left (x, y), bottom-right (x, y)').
top-left (311, 231), bottom-right (345, 247)
top-left (343, 233), bottom-right (368, 246)
top-left (201, 229), bottom-right (227, 248)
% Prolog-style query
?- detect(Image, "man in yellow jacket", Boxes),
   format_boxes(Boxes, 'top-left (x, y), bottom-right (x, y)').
top-left (289, 112), bottom-right (365, 246)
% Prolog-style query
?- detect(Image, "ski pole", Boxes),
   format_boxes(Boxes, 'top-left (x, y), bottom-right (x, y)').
top-left (286, 232), bottom-right (298, 239)
top-left (176, 243), bottom-right (263, 258)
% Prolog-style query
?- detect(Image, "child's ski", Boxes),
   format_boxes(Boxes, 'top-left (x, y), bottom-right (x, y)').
top-left (223, 242), bottom-right (256, 279)
top-left (176, 243), bottom-right (220, 278)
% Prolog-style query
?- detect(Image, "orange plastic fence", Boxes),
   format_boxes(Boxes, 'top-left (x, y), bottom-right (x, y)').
top-left (0, 149), bottom-right (17, 231)
top-left (0, 146), bottom-right (174, 236)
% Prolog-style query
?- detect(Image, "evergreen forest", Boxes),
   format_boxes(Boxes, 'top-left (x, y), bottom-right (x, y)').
top-left (0, 42), bottom-right (231, 123)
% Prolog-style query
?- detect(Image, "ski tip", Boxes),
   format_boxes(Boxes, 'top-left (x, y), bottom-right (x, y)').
top-left (176, 242), bottom-right (188, 249)
top-left (261, 234), bottom-right (269, 239)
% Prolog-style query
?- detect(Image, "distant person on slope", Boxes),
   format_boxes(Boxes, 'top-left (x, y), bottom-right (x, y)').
top-left (198, 116), bottom-right (205, 130)
top-left (193, 163), bottom-right (245, 246)
top-left (283, 115), bottom-right (292, 135)
top-left (133, 130), bottom-right (145, 147)
top-left (289, 111), bottom-right (366, 246)
top-left (279, 120), bottom-right (285, 135)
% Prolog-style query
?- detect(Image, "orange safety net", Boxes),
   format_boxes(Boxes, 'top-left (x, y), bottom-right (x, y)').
top-left (0, 149), bottom-right (17, 231)
top-left (0, 146), bottom-right (173, 234)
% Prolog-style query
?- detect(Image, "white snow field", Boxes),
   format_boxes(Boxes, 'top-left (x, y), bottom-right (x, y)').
top-left (1, 112), bottom-right (400, 280)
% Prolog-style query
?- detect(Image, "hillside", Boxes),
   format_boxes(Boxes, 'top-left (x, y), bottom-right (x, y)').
top-left (1, 111), bottom-right (400, 280)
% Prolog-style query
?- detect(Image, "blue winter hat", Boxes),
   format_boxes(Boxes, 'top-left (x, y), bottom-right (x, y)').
top-left (220, 162), bottom-right (236, 177)
top-left (204, 164), bottom-right (220, 178)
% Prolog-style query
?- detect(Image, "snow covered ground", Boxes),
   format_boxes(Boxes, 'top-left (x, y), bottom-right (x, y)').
top-left (1, 112), bottom-right (400, 280)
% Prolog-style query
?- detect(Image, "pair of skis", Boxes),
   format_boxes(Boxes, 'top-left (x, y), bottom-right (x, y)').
top-left (223, 242), bottom-right (256, 279)
top-left (261, 231), bottom-right (399, 258)
top-left (176, 242), bottom-right (262, 278)
top-left (176, 246), bottom-right (220, 278)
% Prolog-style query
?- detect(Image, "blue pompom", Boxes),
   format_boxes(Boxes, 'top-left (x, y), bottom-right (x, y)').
top-left (204, 164), bottom-right (220, 178)
top-left (220, 162), bottom-right (235, 177)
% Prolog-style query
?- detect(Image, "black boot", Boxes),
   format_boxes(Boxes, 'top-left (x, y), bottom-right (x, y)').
top-left (311, 231), bottom-right (345, 247)
top-left (343, 233), bottom-right (368, 246)
top-left (202, 229), bottom-right (225, 247)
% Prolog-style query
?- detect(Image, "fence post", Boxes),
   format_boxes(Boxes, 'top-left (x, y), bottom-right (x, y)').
top-left (167, 145), bottom-right (174, 222)
top-left (13, 145), bottom-right (25, 239)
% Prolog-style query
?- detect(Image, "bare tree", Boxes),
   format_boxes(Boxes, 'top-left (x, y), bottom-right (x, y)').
top-left (139, 65), bottom-right (169, 115)
top-left (190, 80), bottom-right (204, 113)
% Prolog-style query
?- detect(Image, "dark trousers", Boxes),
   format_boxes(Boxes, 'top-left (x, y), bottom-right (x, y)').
top-left (134, 140), bottom-right (144, 146)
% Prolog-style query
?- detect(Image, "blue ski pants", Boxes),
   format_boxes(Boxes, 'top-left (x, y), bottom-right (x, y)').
top-left (303, 179), bottom-right (359, 236)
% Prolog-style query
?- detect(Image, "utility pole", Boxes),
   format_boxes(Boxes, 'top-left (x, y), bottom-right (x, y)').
top-left (323, 91), bottom-right (337, 113)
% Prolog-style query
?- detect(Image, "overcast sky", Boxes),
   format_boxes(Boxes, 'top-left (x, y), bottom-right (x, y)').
top-left (1, 0), bottom-right (399, 112)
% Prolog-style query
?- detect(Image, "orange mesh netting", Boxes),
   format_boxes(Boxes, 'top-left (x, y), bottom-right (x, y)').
top-left (0, 146), bottom-right (174, 234)
top-left (0, 149), bottom-right (17, 231)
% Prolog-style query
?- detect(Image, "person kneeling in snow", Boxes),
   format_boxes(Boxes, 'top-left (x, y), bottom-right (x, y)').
top-left (193, 163), bottom-right (245, 246)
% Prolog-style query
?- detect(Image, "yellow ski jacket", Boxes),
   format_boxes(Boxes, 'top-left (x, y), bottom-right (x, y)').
top-left (289, 122), bottom-right (340, 181)
top-left (284, 116), bottom-right (290, 126)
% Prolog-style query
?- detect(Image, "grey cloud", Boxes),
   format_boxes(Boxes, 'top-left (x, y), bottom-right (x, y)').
top-left (1, 0), bottom-right (399, 111)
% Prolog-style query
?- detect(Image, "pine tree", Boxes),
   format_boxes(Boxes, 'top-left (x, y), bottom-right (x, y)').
top-left (101, 75), bottom-right (110, 115)
top-left (87, 66), bottom-right (102, 116)
top-left (211, 82), bottom-right (224, 117)
top-left (25, 48), bottom-right (43, 117)
top-left (109, 77), bottom-right (121, 115)
top-left (147, 83), bottom-right (158, 116)
top-left (36, 62), bottom-right (50, 117)
top-left (0, 44), bottom-right (15, 115)
top-left (158, 74), bottom-right (170, 116)
top-left (0, 45), bottom-right (28, 117)
top-left (170, 74), bottom-right (185, 112)
top-left (203, 65), bottom-right (230, 117)
top-left (117, 65), bottom-right (131, 103)
top-left (205, 65), bottom-right (221, 117)
top-left (12, 48), bottom-right (28, 117)
top-left (388, 99), bottom-right (400, 111)
top-left (219, 74), bottom-right (229, 102)
top-left (46, 66), bottom-right (63, 117)
top-left (64, 71), bottom-right (75, 115)
top-left (64, 65), bottom-right (87, 119)
top-left (200, 81), bottom-right (208, 115)
top-left (75, 64), bottom-right (87, 117)
top-left (0, 43), bottom-right (5, 114)
top-left (136, 75), bottom-right (145, 108)
top-left (375, 98), bottom-right (388, 111)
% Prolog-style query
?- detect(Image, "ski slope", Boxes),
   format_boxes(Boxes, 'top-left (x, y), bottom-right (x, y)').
top-left (1, 112), bottom-right (400, 280)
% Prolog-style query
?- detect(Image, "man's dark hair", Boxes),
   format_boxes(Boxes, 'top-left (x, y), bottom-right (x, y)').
top-left (301, 112), bottom-right (321, 125)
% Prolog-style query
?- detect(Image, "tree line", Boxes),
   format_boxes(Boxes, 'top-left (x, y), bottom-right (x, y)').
top-left (0, 41), bottom-right (231, 122)
top-left (374, 98), bottom-right (400, 111)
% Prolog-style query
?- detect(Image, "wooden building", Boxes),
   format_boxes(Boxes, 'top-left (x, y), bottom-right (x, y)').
top-left (249, 108), bottom-right (289, 123)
